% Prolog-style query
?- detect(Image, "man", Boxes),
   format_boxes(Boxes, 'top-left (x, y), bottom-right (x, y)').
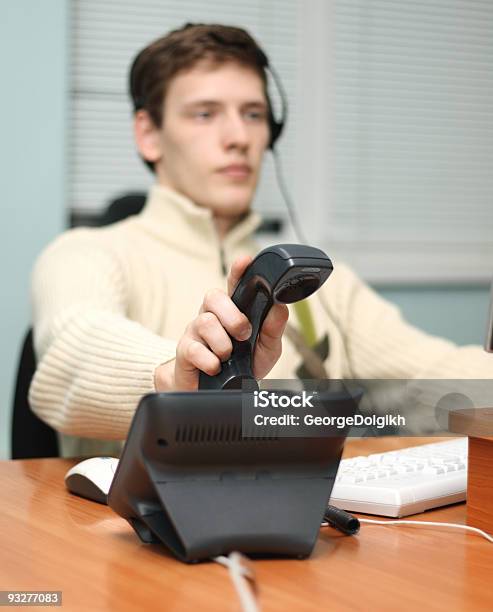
top-left (29, 24), bottom-right (493, 457)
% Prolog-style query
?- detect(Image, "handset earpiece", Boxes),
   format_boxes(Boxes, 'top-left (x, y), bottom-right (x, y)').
top-left (198, 244), bottom-right (333, 390)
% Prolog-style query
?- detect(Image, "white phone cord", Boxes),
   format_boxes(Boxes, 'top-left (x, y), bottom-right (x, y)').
top-left (357, 518), bottom-right (493, 543)
top-left (321, 518), bottom-right (493, 543)
top-left (214, 552), bottom-right (259, 612)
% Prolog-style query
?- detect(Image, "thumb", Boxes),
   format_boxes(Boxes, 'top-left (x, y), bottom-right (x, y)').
top-left (227, 254), bottom-right (253, 296)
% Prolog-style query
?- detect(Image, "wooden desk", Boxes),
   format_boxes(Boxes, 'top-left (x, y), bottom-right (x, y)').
top-left (1, 438), bottom-right (492, 611)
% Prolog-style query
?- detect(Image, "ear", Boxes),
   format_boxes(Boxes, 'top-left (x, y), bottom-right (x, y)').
top-left (133, 110), bottom-right (162, 164)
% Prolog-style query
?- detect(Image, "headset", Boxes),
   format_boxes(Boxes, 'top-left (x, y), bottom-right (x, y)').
top-left (255, 52), bottom-right (288, 151)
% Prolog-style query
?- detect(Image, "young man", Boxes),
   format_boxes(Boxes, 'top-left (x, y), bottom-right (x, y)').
top-left (29, 24), bottom-right (493, 457)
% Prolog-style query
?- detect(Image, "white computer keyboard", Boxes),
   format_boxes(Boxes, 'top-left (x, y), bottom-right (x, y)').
top-left (329, 438), bottom-right (468, 517)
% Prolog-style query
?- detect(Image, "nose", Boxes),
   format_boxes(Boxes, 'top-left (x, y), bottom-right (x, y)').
top-left (222, 110), bottom-right (249, 151)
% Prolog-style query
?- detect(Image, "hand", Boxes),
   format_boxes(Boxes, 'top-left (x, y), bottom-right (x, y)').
top-left (154, 254), bottom-right (289, 391)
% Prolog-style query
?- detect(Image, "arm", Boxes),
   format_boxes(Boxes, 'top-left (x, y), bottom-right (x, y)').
top-left (29, 230), bottom-right (176, 440)
top-left (29, 240), bottom-right (288, 440)
top-left (326, 262), bottom-right (493, 380)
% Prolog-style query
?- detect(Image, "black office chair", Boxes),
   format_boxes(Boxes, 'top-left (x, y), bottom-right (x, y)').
top-left (11, 329), bottom-right (60, 459)
top-left (100, 193), bottom-right (146, 225)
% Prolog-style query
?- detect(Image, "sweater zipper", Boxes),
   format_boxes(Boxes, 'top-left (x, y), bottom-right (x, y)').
top-left (219, 245), bottom-right (227, 277)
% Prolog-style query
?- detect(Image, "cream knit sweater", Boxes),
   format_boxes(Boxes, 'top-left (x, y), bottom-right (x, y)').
top-left (29, 185), bottom-right (493, 456)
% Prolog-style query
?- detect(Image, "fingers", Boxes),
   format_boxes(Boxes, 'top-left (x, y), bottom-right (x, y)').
top-left (174, 333), bottom-right (221, 391)
top-left (227, 254), bottom-right (253, 296)
top-left (191, 312), bottom-right (233, 363)
top-left (174, 287), bottom-right (252, 390)
top-left (172, 254), bottom-right (289, 391)
top-left (199, 288), bottom-right (252, 341)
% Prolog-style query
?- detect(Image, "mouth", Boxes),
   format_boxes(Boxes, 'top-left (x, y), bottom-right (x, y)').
top-left (217, 164), bottom-right (252, 179)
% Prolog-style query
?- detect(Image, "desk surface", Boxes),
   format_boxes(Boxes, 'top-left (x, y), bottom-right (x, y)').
top-left (1, 438), bottom-right (492, 612)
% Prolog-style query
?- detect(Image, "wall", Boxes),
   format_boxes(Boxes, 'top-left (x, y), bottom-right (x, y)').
top-left (377, 286), bottom-right (491, 347)
top-left (0, 1), bottom-right (68, 459)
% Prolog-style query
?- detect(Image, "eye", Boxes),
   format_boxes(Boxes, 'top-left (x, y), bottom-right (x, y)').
top-left (194, 110), bottom-right (214, 120)
top-left (244, 110), bottom-right (266, 122)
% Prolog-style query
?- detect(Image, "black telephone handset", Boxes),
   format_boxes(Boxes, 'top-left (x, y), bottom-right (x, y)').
top-left (198, 244), bottom-right (333, 390)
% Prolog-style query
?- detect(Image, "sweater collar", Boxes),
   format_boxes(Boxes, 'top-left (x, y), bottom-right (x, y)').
top-left (136, 184), bottom-right (262, 256)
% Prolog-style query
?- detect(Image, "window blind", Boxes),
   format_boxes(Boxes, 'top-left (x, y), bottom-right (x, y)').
top-left (331, 0), bottom-right (493, 282)
top-left (69, 0), bottom-right (493, 282)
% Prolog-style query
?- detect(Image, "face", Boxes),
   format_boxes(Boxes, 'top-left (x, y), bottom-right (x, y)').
top-left (138, 61), bottom-right (270, 219)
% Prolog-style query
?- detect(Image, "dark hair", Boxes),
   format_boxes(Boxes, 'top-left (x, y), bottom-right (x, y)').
top-left (129, 23), bottom-right (274, 172)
